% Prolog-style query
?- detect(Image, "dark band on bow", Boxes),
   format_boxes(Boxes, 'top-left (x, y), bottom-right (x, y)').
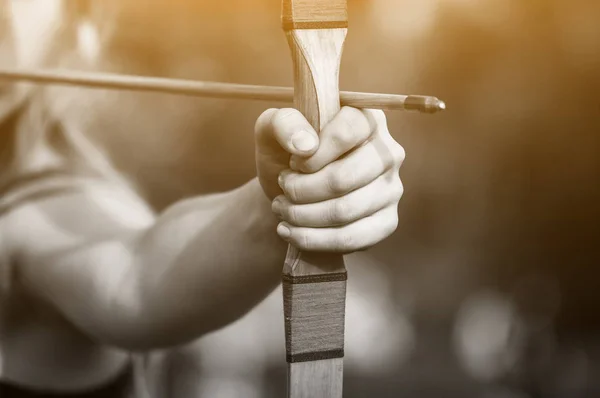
top-left (282, 271), bottom-right (347, 285)
top-left (287, 349), bottom-right (345, 363)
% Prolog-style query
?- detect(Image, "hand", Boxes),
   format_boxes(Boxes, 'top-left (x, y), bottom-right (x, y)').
top-left (254, 107), bottom-right (405, 253)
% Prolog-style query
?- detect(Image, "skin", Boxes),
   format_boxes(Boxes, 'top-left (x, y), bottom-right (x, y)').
top-left (0, 103), bottom-right (403, 389)
top-left (0, 106), bottom-right (404, 392)
top-left (257, 107), bottom-right (405, 251)
top-left (0, 3), bottom-right (405, 393)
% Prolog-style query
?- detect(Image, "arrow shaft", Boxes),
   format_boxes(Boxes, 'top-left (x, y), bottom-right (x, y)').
top-left (0, 68), bottom-right (444, 113)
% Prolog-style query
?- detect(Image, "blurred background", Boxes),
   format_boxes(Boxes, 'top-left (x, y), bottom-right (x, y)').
top-left (3, 0), bottom-right (600, 397)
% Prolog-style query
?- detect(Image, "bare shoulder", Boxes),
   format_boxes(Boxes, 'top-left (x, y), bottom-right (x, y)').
top-left (0, 176), bottom-right (156, 259)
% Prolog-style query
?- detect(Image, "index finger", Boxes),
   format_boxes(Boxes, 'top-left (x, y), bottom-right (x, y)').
top-left (290, 107), bottom-right (380, 173)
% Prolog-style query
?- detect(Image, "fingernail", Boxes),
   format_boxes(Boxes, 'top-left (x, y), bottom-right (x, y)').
top-left (289, 157), bottom-right (298, 171)
top-left (278, 173), bottom-right (285, 189)
top-left (291, 130), bottom-right (317, 152)
top-left (277, 223), bottom-right (291, 240)
top-left (271, 198), bottom-right (283, 218)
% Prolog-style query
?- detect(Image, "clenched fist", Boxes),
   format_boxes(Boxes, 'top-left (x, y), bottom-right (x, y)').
top-left (255, 107), bottom-right (405, 254)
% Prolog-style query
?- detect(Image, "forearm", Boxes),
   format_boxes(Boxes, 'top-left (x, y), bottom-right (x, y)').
top-left (11, 177), bottom-right (284, 350)
top-left (119, 178), bottom-right (286, 348)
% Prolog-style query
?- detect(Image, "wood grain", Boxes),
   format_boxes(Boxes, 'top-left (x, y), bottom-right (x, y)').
top-left (288, 358), bottom-right (344, 398)
top-left (283, 27), bottom-right (348, 398)
top-left (282, 0), bottom-right (348, 30)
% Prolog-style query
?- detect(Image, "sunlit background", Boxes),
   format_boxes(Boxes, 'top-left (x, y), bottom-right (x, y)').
top-left (3, 0), bottom-right (600, 397)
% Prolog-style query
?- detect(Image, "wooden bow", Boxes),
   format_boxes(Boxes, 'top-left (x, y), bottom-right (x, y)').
top-left (0, 3), bottom-right (444, 395)
top-left (281, 1), bottom-right (349, 397)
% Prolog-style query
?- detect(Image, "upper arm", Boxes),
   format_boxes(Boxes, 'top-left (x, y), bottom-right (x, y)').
top-left (3, 178), bottom-right (155, 256)
top-left (0, 178), bottom-right (157, 342)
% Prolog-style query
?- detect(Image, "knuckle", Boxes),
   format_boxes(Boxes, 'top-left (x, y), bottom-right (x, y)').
top-left (330, 128), bottom-right (358, 151)
top-left (297, 158), bottom-right (317, 174)
top-left (392, 142), bottom-right (406, 166)
top-left (294, 230), bottom-right (312, 251)
top-left (330, 197), bottom-right (353, 224)
top-left (330, 131), bottom-right (354, 150)
top-left (367, 108), bottom-right (388, 126)
top-left (335, 232), bottom-right (356, 252)
top-left (286, 205), bottom-right (300, 224)
top-left (270, 108), bottom-right (302, 135)
top-left (391, 179), bottom-right (404, 201)
top-left (363, 109), bottom-right (387, 136)
top-left (329, 107), bottom-right (368, 148)
top-left (285, 180), bottom-right (300, 202)
top-left (272, 108), bottom-right (300, 124)
top-left (255, 108), bottom-right (278, 135)
top-left (340, 106), bottom-right (365, 126)
top-left (373, 109), bottom-right (387, 124)
top-left (383, 209), bottom-right (400, 236)
top-left (327, 167), bottom-right (356, 194)
top-left (390, 212), bottom-right (400, 230)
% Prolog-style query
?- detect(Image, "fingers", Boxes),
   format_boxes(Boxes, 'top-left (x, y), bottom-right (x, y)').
top-left (272, 170), bottom-right (403, 228)
top-left (255, 108), bottom-right (320, 157)
top-left (259, 106), bottom-right (405, 254)
top-left (290, 108), bottom-right (383, 173)
top-left (278, 132), bottom-right (405, 204)
top-left (276, 205), bottom-right (399, 253)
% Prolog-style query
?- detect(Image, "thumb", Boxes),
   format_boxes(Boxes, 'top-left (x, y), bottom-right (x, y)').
top-left (255, 108), bottom-right (320, 157)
